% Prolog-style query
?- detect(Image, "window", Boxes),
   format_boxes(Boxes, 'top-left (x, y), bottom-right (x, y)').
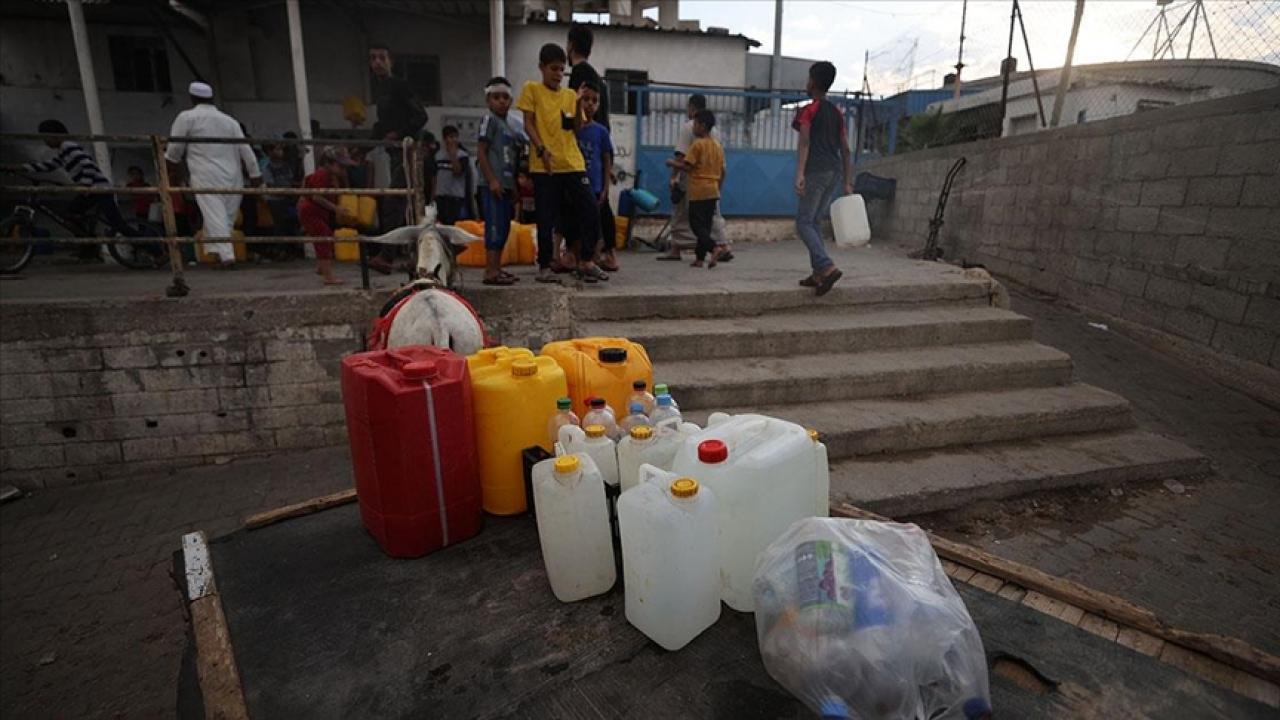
top-left (1136, 99), bottom-right (1174, 113)
top-left (108, 35), bottom-right (171, 92)
top-left (1076, 109), bottom-right (1087, 124)
top-left (394, 54), bottom-right (441, 106)
top-left (604, 69), bottom-right (649, 115)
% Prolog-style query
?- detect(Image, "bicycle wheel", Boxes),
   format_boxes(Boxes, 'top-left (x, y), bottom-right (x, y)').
top-left (107, 220), bottom-right (171, 270)
top-left (0, 217), bottom-right (37, 274)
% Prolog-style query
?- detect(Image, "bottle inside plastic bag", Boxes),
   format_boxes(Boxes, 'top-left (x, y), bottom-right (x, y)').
top-left (752, 517), bottom-right (992, 720)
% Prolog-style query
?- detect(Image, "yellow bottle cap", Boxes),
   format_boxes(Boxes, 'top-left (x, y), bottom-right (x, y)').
top-left (670, 477), bottom-right (699, 498)
top-left (511, 359), bottom-right (538, 377)
top-left (630, 425), bottom-right (653, 440)
top-left (808, 428), bottom-right (820, 443)
top-left (584, 424), bottom-right (607, 438)
top-left (554, 455), bottom-right (580, 474)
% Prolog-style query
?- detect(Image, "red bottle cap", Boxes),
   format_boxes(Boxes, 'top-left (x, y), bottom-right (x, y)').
top-left (698, 439), bottom-right (728, 464)
top-left (403, 360), bottom-right (439, 380)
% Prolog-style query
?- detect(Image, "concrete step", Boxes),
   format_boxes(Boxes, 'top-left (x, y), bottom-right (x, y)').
top-left (583, 306), bottom-right (1033, 362)
top-left (829, 429), bottom-right (1210, 517)
top-left (684, 384), bottom-right (1135, 459)
top-left (571, 277), bottom-right (991, 321)
top-left (660, 341), bottom-right (1074, 410)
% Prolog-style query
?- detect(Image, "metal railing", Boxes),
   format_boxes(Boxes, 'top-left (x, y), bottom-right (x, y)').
top-left (1, 132), bottom-right (428, 296)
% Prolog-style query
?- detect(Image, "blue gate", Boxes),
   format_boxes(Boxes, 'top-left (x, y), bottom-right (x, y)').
top-left (630, 85), bottom-right (860, 217)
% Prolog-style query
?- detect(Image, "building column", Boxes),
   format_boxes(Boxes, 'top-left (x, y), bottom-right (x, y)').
top-left (285, 0), bottom-right (314, 174)
top-left (770, 0), bottom-right (782, 112)
top-left (65, 0), bottom-right (110, 177)
top-left (490, 0), bottom-right (505, 78)
top-left (658, 0), bottom-right (678, 29)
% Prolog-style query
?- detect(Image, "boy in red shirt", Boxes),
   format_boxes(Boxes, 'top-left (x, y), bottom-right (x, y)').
top-left (298, 146), bottom-right (357, 285)
top-left (793, 61), bottom-right (851, 297)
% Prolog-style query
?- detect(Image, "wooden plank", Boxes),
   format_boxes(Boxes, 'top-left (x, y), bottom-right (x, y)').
top-left (244, 488), bottom-right (357, 530)
top-left (1116, 627), bottom-right (1166, 657)
top-left (1232, 671), bottom-right (1280, 709)
top-left (831, 502), bottom-right (1280, 685)
top-left (191, 594), bottom-right (249, 720)
top-left (183, 531), bottom-right (214, 600)
top-left (967, 571), bottom-right (1005, 594)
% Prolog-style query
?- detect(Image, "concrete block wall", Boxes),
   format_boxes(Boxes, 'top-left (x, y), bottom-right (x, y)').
top-left (861, 88), bottom-right (1280, 373)
top-left (0, 287), bottom-right (573, 490)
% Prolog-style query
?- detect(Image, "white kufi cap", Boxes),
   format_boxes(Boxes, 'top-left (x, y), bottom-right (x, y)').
top-left (188, 81), bottom-right (214, 99)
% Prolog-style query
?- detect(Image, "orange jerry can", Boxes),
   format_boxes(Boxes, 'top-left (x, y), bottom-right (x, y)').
top-left (541, 338), bottom-right (653, 420)
top-left (334, 227), bottom-right (361, 262)
top-left (467, 347), bottom-right (568, 515)
top-left (455, 220), bottom-right (487, 267)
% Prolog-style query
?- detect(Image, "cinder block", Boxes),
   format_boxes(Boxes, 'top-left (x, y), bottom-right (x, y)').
top-left (1124, 153), bottom-right (1171, 181)
top-left (1166, 145), bottom-right (1220, 177)
top-left (218, 386), bottom-right (272, 410)
top-left (1185, 176), bottom-right (1242, 207)
top-left (1075, 258), bottom-right (1112, 286)
top-left (1226, 238), bottom-right (1279, 272)
top-left (102, 346), bottom-right (157, 369)
top-left (1144, 275), bottom-right (1192, 309)
top-left (263, 340), bottom-right (317, 362)
top-left (101, 370), bottom-right (144, 394)
top-left (41, 348), bottom-right (102, 372)
top-left (1240, 174), bottom-right (1280, 208)
top-left (1123, 296), bottom-right (1167, 328)
top-left (1190, 284), bottom-right (1249, 323)
top-left (274, 427), bottom-right (325, 450)
top-left (112, 388), bottom-right (221, 417)
top-left (1102, 182), bottom-right (1141, 207)
top-left (1139, 178), bottom-right (1186, 207)
top-left (1211, 322), bottom-right (1275, 365)
top-left (3, 398), bottom-right (56, 423)
top-left (244, 365), bottom-right (269, 386)
top-left (64, 441), bottom-right (122, 466)
top-left (1163, 309), bottom-right (1216, 344)
top-left (1106, 265), bottom-right (1149, 297)
top-left (1220, 141), bottom-right (1280, 175)
top-left (53, 395), bottom-right (114, 422)
top-left (266, 361), bottom-right (330, 386)
top-left (1243, 296), bottom-right (1280, 330)
top-left (1156, 206), bottom-right (1209, 236)
top-left (157, 345), bottom-right (248, 368)
top-left (196, 410), bottom-right (251, 433)
top-left (1129, 233), bottom-right (1176, 263)
top-left (0, 347), bottom-right (47, 374)
top-left (121, 437), bottom-right (179, 463)
top-left (0, 421), bottom-right (63, 447)
top-left (220, 431), bottom-right (277, 455)
top-left (1, 445), bottom-right (65, 470)
top-left (0, 372), bottom-right (52, 400)
top-left (269, 382), bottom-right (330, 407)
top-left (1173, 235), bottom-right (1231, 270)
top-left (250, 406), bottom-right (299, 429)
top-left (1116, 207), bottom-right (1159, 233)
top-left (1152, 120), bottom-right (1203, 150)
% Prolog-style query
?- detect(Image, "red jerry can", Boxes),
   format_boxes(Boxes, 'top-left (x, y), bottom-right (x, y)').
top-left (341, 345), bottom-right (482, 557)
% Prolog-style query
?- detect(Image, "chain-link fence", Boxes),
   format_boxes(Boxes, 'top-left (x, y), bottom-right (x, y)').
top-left (856, 0), bottom-right (1279, 153)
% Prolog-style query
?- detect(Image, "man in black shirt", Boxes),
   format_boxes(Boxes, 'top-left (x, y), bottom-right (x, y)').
top-left (369, 44), bottom-right (428, 273)
top-left (567, 23), bottom-right (610, 128)
top-left (793, 61), bottom-right (851, 296)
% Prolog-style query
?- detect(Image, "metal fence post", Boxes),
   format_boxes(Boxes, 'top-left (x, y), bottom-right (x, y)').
top-left (150, 135), bottom-right (189, 298)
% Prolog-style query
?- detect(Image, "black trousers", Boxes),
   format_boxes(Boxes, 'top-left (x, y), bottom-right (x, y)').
top-left (533, 172), bottom-right (598, 268)
top-left (435, 195), bottom-right (467, 226)
top-left (689, 198), bottom-right (717, 261)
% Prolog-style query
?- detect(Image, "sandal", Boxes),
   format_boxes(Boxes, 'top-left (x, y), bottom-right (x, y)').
top-left (580, 265), bottom-right (610, 282)
top-left (598, 259), bottom-right (620, 272)
top-left (483, 275), bottom-right (517, 286)
top-left (498, 271), bottom-right (520, 283)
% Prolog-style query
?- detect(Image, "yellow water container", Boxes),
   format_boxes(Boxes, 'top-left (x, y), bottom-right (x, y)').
top-left (512, 222), bottom-right (536, 265)
top-left (541, 338), bottom-right (653, 420)
top-left (196, 228), bottom-right (248, 263)
top-left (256, 198), bottom-right (275, 229)
top-left (357, 196), bottom-right (377, 230)
top-left (337, 194), bottom-right (360, 226)
top-left (453, 221), bottom-right (531, 267)
top-left (615, 216), bottom-right (630, 250)
top-left (469, 348), bottom-right (568, 515)
top-left (334, 227), bottom-right (361, 262)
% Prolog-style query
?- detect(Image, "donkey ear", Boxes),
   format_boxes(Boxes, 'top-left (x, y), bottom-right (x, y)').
top-left (436, 225), bottom-right (479, 247)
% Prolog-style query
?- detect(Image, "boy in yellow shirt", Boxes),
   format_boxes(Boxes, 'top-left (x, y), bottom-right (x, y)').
top-left (516, 43), bottom-right (608, 283)
top-left (666, 109), bottom-right (726, 267)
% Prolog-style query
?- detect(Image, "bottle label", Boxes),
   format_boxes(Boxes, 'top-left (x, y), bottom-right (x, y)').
top-left (794, 540), bottom-right (891, 629)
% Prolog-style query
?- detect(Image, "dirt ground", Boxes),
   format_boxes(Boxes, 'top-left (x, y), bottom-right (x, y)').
top-left (913, 290), bottom-right (1280, 656)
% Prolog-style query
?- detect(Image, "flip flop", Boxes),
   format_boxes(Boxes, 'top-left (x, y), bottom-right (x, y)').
top-left (498, 271), bottom-right (520, 282)
top-left (483, 275), bottom-right (517, 286)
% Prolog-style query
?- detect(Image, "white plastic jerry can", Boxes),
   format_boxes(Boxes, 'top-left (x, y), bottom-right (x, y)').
top-left (830, 193), bottom-right (872, 248)
top-left (672, 414), bottom-right (818, 612)
top-left (616, 422), bottom-right (700, 492)
top-left (618, 464), bottom-right (721, 650)
top-left (810, 428), bottom-right (830, 518)
top-left (558, 423), bottom-right (620, 488)
top-left (532, 453), bottom-right (616, 602)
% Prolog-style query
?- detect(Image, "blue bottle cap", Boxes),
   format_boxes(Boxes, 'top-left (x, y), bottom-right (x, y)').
top-left (629, 402), bottom-right (644, 413)
top-left (818, 696), bottom-right (851, 719)
top-left (656, 394), bottom-right (674, 406)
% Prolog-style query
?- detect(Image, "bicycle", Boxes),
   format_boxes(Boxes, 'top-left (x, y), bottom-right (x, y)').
top-left (0, 174), bottom-right (169, 275)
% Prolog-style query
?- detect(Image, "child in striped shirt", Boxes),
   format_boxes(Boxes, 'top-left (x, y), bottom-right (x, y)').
top-left (25, 119), bottom-right (137, 241)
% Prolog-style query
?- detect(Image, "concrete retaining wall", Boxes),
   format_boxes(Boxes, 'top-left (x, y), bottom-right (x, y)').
top-left (860, 88), bottom-right (1280, 376)
top-left (0, 287), bottom-right (571, 490)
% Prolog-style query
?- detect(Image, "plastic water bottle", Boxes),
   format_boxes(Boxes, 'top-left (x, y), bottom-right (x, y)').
top-left (629, 380), bottom-right (656, 417)
top-left (583, 397), bottom-right (619, 439)
top-left (547, 397), bottom-right (580, 449)
top-left (650, 394), bottom-right (682, 428)
top-left (653, 383), bottom-right (679, 412)
top-left (619, 402), bottom-right (650, 435)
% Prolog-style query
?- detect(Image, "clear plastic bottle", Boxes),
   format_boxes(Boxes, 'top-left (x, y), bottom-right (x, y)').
top-left (628, 380), bottom-right (656, 417)
top-left (619, 402), bottom-right (650, 435)
top-left (652, 383), bottom-right (679, 412)
top-left (583, 397), bottom-right (619, 439)
top-left (650, 394), bottom-right (682, 428)
top-left (547, 397), bottom-right (580, 449)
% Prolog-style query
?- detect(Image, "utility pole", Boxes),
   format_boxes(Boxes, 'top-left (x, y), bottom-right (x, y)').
top-left (770, 0), bottom-right (783, 112)
top-left (953, 0), bottom-right (967, 101)
top-left (1050, 0), bottom-right (1085, 127)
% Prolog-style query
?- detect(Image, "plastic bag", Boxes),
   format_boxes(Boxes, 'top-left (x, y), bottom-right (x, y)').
top-left (752, 518), bottom-right (992, 720)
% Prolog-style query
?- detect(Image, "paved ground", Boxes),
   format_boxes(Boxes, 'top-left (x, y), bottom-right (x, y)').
top-left (1, 244), bottom-right (1277, 716)
top-left (914, 291), bottom-right (1280, 656)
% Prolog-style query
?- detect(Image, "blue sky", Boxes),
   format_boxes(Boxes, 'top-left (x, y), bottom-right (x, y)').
top-left (580, 1), bottom-right (1280, 95)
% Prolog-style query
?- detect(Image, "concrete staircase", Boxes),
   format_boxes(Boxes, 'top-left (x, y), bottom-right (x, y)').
top-left (576, 275), bottom-right (1209, 517)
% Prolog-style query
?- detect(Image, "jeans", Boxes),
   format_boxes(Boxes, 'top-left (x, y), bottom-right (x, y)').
top-left (796, 169), bottom-right (842, 274)
top-left (689, 198), bottom-right (717, 261)
top-left (479, 187), bottom-right (514, 252)
top-left (436, 195), bottom-right (468, 226)
top-left (533, 172), bottom-right (597, 268)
